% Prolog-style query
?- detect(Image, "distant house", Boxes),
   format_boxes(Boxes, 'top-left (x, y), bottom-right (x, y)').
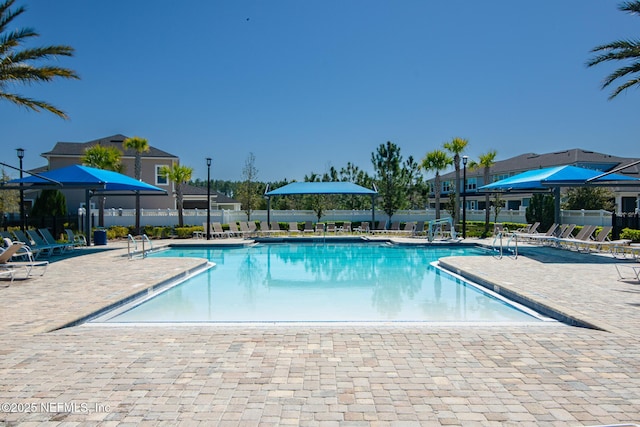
top-left (427, 148), bottom-right (640, 214)
top-left (181, 184), bottom-right (241, 211)
top-left (40, 134), bottom-right (178, 211)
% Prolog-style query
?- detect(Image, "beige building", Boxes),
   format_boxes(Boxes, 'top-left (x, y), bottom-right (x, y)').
top-left (41, 134), bottom-right (178, 212)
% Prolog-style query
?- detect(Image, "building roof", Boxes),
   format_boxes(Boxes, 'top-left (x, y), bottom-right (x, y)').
top-left (41, 134), bottom-right (178, 159)
top-left (181, 184), bottom-right (240, 203)
top-left (438, 148), bottom-right (640, 181)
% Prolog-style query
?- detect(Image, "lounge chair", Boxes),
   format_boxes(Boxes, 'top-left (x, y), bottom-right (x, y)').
top-left (65, 229), bottom-right (87, 246)
top-left (555, 225), bottom-right (597, 251)
top-left (326, 222), bottom-right (336, 233)
top-left (397, 222), bottom-right (416, 235)
top-left (583, 226), bottom-right (631, 256)
top-left (380, 221), bottom-right (401, 234)
top-left (516, 223), bottom-right (558, 244)
top-left (227, 222), bottom-right (241, 238)
top-left (39, 228), bottom-right (74, 252)
top-left (211, 222), bottom-right (230, 238)
top-left (12, 230), bottom-right (47, 258)
top-left (338, 221), bottom-right (352, 234)
top-left (27, 230), bottom-right (66, 255)
top-left (413, 221), bottom-right (425, 237)
top-left (315, 223), bottom-right (325, 234)
top-left (288, 222), bottom-right (301, 236)
top-left (615, 262), bottom-right (640, 281)
top-left (372, 221), bottom-right (391, 234)
top-left (238, 221), bottom-right (255, 238)
top-left (355, 222), bottom-right (370, 233)
top-left (0, 241), bottom-right (48, 280)
top-left (303, 221), bottom-right (314, 233)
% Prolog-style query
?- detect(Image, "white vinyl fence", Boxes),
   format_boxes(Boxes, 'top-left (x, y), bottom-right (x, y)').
top-left (98, 208), bottom-right (613, 228)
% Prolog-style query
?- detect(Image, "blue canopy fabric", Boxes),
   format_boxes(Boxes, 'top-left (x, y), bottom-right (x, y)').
top-left (479, 165), bottom-right (640, 191)
top-left (7, 164), bottom-right (165, 193)
top-left (266, 182), bottom-right (377, 196)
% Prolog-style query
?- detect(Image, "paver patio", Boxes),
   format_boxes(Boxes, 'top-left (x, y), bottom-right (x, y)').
top-left (1, 238), bottom-right (639, 426)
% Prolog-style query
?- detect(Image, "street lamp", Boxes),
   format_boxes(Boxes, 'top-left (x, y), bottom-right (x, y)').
top-left (16, 148), bottom-right (25, 232)
top-left (206, 157), bottom-right (212, 240)
top-left (462, 155), bottom-right (468, 239)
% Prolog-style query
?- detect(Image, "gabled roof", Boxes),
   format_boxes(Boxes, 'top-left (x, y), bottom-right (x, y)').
top-left (437, 148), bottom-right (640, 180)
top-left (41, 134), bottom-right (178, 159)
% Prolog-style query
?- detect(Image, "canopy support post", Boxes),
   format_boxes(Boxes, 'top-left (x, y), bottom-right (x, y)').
top-left (85, 189), bottom-right (92, 246)
top-left (554, 187), bottom-right (561, 225)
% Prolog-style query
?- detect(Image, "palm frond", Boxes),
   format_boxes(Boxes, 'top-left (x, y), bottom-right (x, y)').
top-left (619, 1), bottom-right (640, 15)
top-left (601, 61), bottom-right (640, 88)
top-left (0, 0), bottom-right (78, 118)
top-left (608, 76), bottom-right (640, 99)
top-left (0, 91), bottom-right (69, 118)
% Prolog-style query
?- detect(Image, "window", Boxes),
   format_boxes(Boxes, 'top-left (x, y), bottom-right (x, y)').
top-left (465, 178), bottom-right (477, 191)
top-left (442, 181), bottom-right (452, 193)
top-left (155, 165), bottom-right (168, 186)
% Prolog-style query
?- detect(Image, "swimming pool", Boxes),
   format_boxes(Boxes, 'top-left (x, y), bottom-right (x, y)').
top-left (98, 243), bottom-right (547, 323)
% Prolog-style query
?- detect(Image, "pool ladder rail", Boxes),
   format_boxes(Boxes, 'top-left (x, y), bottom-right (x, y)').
top-left (127, 234), bottom-right (154, 259)
top-left (492, 230), bottom-right (518, 259)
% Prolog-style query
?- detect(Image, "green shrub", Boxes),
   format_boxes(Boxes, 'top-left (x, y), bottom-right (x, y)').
top-left (175, 226), bottom-right (199, 239)
top-left (620, 228), bottom-right (640, 242)
top-left (105, 226), bottom-right (129, 240)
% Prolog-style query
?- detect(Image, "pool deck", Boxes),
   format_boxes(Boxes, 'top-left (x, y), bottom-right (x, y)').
top-left (1, 237), bottom-right (640, 425)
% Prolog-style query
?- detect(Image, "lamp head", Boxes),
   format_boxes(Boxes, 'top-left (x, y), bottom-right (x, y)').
top-left (206, 157), bottom-right (212, 167)
top-left (16, 148), bottom-right (25, 159)
top-left (462, 155), bottom-right (468, 166)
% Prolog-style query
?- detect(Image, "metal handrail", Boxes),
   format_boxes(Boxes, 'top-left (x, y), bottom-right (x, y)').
top-left (492, 231), bottom-right (518, 259)
top-left (127, 234), bottom-right (153, 259)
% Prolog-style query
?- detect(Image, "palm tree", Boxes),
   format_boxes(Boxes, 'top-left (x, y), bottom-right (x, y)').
top-left (82, 144), bottom-right (123, 227)
top-left (0, 0), bottom-right (79, 119)
top-left (469, 150), bottom-right (497, 235)
top-left (421, 149), bottom-right (453, 220)
top-left (587, 1), bottom-right (640, 99)
top-left (123, 136), bottom-right (150, 235)
top-left (160, 164), bottom-right (193, 227)
top-left (443, 137), bottom-right (469, 227)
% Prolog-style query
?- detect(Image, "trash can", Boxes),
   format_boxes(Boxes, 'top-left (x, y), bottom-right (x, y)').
top-left (93, 229), bottom-right (107, 246)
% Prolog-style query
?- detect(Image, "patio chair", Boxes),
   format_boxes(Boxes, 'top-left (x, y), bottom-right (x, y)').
top-left (413, 221), bottom-right (425, 237)
top-left (39, 228), bottom-right (74, 252)
top-left (65, 229), bottom-right (87, 247)
top-left (315, 222), bottom-right (325, 234)
top-left (326, 222), bottom-right (336, 233)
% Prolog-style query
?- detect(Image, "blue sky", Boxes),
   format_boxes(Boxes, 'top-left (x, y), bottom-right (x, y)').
top-left (2, 1), bottom-right (639, 182)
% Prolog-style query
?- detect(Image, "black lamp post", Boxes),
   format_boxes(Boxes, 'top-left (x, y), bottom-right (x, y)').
top-left (206, 157), bottom-right (212, 240)
top-left (462, 155), bottom-right (468, 239)
top-left (16, 148), bottom-right (25, 232)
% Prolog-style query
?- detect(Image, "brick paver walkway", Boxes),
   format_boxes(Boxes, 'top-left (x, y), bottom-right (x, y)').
top-left (1, 238), bottom-right (639, 426)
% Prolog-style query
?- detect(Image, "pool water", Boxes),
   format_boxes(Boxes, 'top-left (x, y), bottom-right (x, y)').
top-left (102, 243), bottom-right (543, 323)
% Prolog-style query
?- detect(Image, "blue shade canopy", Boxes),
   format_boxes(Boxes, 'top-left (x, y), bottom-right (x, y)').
top-left (6, 165), bottom-right (166, 193)
top-left (479, 165), bottom-right (640, 191)
top-left (266, 182), bottom-right (377, 196)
